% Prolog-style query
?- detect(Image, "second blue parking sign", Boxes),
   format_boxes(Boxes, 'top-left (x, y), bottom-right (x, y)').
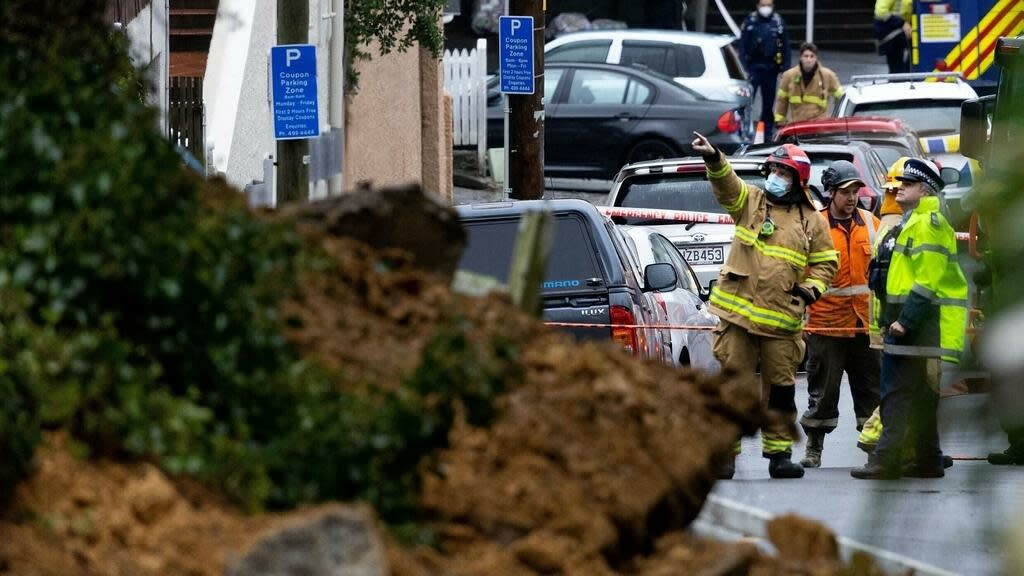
top-left (499, 16), bottom-right (534, 95)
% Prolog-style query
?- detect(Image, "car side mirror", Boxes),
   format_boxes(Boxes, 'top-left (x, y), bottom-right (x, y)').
top-left (960, 96), bottom-right (994, 160)
top-left (940, 166), bottom-right (961, 187)
top-left (643, 263), bottom-right (677, 292)
top-left (706, 278), bottom-right (718, 298)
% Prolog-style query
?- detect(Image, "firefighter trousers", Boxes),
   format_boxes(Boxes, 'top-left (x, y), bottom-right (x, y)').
top-left (713, 320), bottom-right (805, 457)
top-left (801, 334), bottom-right (880, 435)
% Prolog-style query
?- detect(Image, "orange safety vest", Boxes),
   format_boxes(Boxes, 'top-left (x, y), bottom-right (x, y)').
top-left (808, 208), bottom-right (879, 336)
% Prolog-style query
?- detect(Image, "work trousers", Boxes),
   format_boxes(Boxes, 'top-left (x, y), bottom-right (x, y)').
top-left (881, 34), bottom-right (910, 74)
top-left (749, 66), bottom-right (779, 140)
top-left (713, 320), bottom-right (804, 457)
top-left (873, 352), bottom-right (943, 470)
top-left (801, 334), bottom-right (880, 434)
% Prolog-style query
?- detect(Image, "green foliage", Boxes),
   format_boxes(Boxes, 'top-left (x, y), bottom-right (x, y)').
top-left (0, 293), bottom-right (43, 499)
top-left (0, 1), bottom-right (518, 524)
top-left (345, 0), bottom-right (449, 91)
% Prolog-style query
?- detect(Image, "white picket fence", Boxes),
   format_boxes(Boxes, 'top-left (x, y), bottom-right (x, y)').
top-left (443, 38), bottom-right (488, 173)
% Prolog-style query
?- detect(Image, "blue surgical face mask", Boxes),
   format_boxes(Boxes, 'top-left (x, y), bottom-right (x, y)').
top-left (764, 173), bottom-right (790, 197)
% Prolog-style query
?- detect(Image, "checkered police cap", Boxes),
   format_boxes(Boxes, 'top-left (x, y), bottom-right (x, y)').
top-left (895, 158), bottom-right (944, 193)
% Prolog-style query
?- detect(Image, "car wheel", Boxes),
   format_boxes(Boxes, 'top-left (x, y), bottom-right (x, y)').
top-left (625, 139), bottom-right (678, 166)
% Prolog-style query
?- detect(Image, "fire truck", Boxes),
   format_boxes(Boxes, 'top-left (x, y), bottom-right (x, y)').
top-left (913, 0), bottom-right (1024, 93)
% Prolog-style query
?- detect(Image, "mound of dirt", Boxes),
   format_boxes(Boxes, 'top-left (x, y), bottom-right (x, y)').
top-left (0, 186), bottom-right (880, 575)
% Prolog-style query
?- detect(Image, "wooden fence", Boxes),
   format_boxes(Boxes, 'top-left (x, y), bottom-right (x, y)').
top-left (443, 38), bottom-right (488, 172)
top-left (168, 76), bottom-right (205, 165)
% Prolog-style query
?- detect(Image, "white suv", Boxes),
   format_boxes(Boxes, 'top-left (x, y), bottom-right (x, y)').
top-left (834, 73), bottom-right (979, 226)
top-left (545, 30), bottom-right (751, 128)
top-left (604, 156), bottom-right (768, 289)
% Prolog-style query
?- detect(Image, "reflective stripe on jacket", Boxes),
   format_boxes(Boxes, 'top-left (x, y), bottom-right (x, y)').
top-left (881, 196), bottom-right (969, 363)
top-left (774, 65), bottom-right (843, 125)
top-left (809, 208), bottom-right (880, 336)
top-left (705, 155), bottom-right (838, 338)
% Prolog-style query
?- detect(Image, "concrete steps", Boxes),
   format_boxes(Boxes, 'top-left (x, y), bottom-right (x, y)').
top-left (704, 0), bottom-right (877, 53)
top-left (170, 0), bottom-right (218, 54)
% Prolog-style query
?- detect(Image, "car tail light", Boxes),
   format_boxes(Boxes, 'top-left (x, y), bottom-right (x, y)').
top-left (610, 305), bottom-right (640, 356)
top-left (717, 110), bottom-right (741, 134)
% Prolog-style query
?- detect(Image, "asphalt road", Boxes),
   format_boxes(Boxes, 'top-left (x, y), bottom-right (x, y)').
top-left (715, 375), bottom-right (1021, 576)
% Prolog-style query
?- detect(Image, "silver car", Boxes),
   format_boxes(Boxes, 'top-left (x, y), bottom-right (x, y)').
top-left (620, 225), bottom-right (720, 373)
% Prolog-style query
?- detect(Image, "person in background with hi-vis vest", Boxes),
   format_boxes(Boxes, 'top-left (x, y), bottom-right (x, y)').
top-left (774, 42), bottom-right (843, 127)
top-left (740, 0), bottom-right (790, 141)
top-left (858, 156), bottom-right (909, 454)
top-left (799, 161), bottom-right (881, 468)
top-left (691, 131), bottom-right (838, 480)
top-left (874, 0), bottom-right (912, 74)
top-left (852, 158), bottom-right (968, 479)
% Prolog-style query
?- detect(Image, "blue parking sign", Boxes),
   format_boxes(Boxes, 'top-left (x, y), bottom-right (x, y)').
top-left (271, 44), bottom-right (319, 140)
top-left (499, 16), bottom-right (534, 95)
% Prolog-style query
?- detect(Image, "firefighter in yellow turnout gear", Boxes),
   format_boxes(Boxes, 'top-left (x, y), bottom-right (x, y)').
top-left (774, 42), bottom-right (844, 127)
top-left (691, 132), bottom-right (838, 479)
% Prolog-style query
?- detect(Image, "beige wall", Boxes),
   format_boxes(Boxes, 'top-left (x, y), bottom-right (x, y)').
top-left (420, 44), bottom-right (453, 201)
top-left (346, 30), bottom-right (452, 199)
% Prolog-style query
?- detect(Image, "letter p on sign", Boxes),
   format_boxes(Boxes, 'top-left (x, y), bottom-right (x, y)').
top-left (286, 48), bottom-right (301, 66)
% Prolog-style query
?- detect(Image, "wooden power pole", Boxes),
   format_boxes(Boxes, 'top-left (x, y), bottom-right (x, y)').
top-left (276, 0), bottom-right (309, 203)
top-left (508, 0), bottom-right (544, 200)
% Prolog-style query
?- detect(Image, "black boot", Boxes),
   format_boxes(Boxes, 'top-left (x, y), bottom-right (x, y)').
top-left (988, 446), bottom-right (1024, 465)
top-left (800, 430), bottom-right (825, 468)
top-left (768, 453), bottom-right (804, 479)
top-left (851, 456), bottom-right (901, 480)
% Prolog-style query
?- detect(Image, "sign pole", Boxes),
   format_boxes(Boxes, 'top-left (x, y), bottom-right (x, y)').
top-left (502, 2), bottom-right (511, 199)
top-left (276, 0), bottom-right (310, 203)
top-left (508, 0), bottom-right (544, 200)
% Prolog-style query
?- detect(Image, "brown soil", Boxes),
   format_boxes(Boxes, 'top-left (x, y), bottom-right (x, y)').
top-left (0, 191), bottom-right (883, 575)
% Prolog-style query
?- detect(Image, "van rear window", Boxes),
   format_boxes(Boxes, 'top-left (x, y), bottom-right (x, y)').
top-left (458, 214), bottom-right (603, 289)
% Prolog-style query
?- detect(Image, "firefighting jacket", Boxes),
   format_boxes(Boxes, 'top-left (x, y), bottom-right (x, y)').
top-left (705, 154), bottom-right (838, 337)
top-left (877, 196), bottom-right (969, 363)
top-left (808, 208), bottom-right (880, 337)
top-left (774, 65), bottom-right (843, 125)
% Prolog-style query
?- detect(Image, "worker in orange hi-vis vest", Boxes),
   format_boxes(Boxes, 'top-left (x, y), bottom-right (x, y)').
top-left (799, 161), bottom-right (881, 469)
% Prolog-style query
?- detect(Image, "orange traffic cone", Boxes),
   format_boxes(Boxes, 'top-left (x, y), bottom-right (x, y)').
top-left (753, 121), bottom-right (765, 144)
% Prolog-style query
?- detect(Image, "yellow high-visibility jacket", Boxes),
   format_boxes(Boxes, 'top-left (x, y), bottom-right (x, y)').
top-left (878, 196), bottom-right (969, 363)
top-left (874, 0), bottom-right (912, 22)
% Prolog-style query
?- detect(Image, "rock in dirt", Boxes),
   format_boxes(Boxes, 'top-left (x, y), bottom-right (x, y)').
top-left (226, 505), bottom-right (387, 576)
top-left (284, 184), bottom-right (466, 280)
top-left (126, 464), bottom-right (180, 525)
